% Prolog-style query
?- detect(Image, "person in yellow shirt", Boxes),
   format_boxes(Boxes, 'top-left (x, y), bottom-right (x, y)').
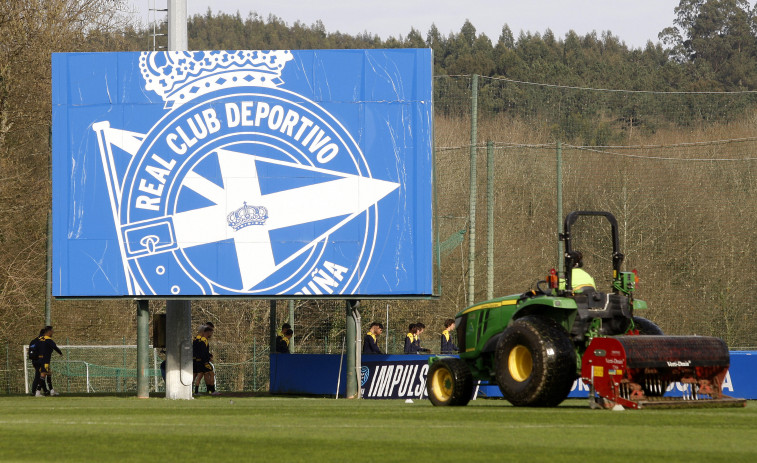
top-left (440, 318), bottom-right (458, 354)
top-left (560, 251), bottom-right (596, 293)
top-left (414, 322), bottom-right (430, 353)
top-left (404, 323), bottom-right (418, 354)
top-left (276, 328), bottom-right (293, 353)
top-left (30, 326), bottom-right (62, 397)
top-left (362, 322), bottom-right (384, 354)
top-left (193, 325), bottom-right (220, 395)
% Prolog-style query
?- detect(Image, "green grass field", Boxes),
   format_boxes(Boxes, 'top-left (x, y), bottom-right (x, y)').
top-left (0, 396), bottom-right (754, 462)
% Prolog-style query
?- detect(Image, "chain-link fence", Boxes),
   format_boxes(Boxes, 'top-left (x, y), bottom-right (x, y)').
top-left (22, 345), bottom-right (162, 394)
top-left (3, 74), bottom-right (755, 394)
top-left (434, 75), bottom-right (757, 350)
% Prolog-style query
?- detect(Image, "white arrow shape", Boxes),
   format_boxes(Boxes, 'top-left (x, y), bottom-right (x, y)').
top-left (171, 148), bottom-right (399, 290)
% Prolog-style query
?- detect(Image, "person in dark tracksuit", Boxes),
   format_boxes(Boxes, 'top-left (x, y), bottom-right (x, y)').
top-left (193, 325), bottom-right (220, 395)
top-left (30, 326), bottom-right (62, 396)
top-left (404, 323), bottom-right (418, 354)
top-left (275, 328), bottom-right (293, 353)
top-left (29, 328), bottom-right (46, 396)
top-left (414, 322), bottom-right (430, 354)
top-left (362, 322), bottom-right (384, 354)
top-left (440, 318), bottom-right (459, 354)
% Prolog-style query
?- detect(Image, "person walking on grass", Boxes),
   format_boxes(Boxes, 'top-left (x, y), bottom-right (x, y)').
top-left (29, 328), bottom-right (46, 396)
top-left (30, 326), bottom-right (62, 397)
top-left (193, 325), bottom-right (220, 396)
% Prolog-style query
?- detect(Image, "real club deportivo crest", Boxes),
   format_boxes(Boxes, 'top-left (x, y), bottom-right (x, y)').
top-left (227, 202), bottom-right (268, 231)
top-left (92, 50), bottom-right (400, 296)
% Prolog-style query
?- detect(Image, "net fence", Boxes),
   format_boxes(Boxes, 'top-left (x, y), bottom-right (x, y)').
top-left (433, 75), bottom-right (757, 350)
top-left (23, 345), bottom-right (162, 394)
top-left (2, 74), bottom-right (755, 394)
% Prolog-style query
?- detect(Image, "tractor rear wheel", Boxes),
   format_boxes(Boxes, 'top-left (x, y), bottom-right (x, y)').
top-left (495, 316), bottom-right (577, 407)
top-left (632, 316), bottom-right (668, 396)
top-left (427, 358), bottom-right (474, 406)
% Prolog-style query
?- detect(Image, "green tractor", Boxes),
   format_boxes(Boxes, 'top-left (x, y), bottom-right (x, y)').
top-left (427, 211), bottom-right (739, 409)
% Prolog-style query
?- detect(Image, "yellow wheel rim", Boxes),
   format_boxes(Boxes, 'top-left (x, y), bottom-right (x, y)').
top-left (508, 345), bottom-right (533, 382)
top-left (431, 367), bottom-right (454, 401)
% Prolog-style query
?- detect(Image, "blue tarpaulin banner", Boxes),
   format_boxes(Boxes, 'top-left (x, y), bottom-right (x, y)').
top-left (271, 351), bottom-right (757, 400)
top-left (52, 49), bottom-right (433, 297)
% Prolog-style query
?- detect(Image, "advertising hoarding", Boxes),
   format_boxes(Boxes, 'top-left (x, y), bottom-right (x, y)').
top-left (271, 352), bottom-right (757, 400)
top-left (52, 49), bottom-right (433, 297)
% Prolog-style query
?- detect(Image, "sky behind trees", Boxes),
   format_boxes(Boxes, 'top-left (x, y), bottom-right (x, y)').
top-left (127, 0), bottom-right (680, 49)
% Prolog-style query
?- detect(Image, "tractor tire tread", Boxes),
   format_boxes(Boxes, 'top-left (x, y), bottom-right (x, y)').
top-left (632, 316), bottom-right (664, 335)
top-left (495, 316), bottom-right (577, 407)
top-left (427, 358), bottom-right (474, 406)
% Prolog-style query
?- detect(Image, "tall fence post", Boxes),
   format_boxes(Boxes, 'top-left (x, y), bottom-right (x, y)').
top-left (46, 123), bottom-right (52, 327)
top-left (45, 212), bottom-right (52, 326)
top-left (252, 338), bottom-right (257, 391)
top-left (288, 300), bottom-right (295, 353)
top-left (6, 342), bottom-right (10, 395)
top-left (345, 301), bottom-right (354, 397)
top-left (269, 300), bottom-right (277, 354)
top-left (486, 141), bottom-right (494, 300)
top-left (556, 141), bottom-right (564, 277)
top-left (65, 337), bottom-right (69, 392)
top-left (152, 348), bottom-right (159, 393)
top-left (385, 303), bottom-right (389, 353)
top-left (467, 74), bottom-right (479, 307)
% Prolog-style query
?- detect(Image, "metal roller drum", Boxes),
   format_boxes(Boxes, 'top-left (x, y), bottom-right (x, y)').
top-left (581, 335), bottom-right (746, 409)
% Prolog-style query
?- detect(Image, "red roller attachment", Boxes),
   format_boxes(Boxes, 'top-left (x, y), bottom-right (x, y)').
top-left (581, 336), bottom-right (746, 409)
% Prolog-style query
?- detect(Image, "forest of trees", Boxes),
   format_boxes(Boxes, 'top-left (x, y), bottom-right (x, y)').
top-left (117, 2), bottom-right (757, 142)
top-left (120, 1), bottom-right (757, 92)
top-left (0, 1), bottom-right (755, 392)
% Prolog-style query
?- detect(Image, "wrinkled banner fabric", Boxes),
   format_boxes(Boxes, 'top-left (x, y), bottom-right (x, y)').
top-left (52, 49), bottom-right (433, 297)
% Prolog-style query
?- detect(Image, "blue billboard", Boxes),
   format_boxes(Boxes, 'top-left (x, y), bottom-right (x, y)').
top-left (272, 352), bottom-right (757, 400)
top-left (52, 49), bottom-right (433, 297)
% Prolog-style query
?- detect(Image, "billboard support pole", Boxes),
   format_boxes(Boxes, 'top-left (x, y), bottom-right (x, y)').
top-left (345, 300), bottom-right (361, 398)
top-left (163, 0), bottom-right (192, 400)
top-left (136, 300), bottom-right (150, 398)
top-left (165, 300), bottom-right (193, 399)
top-left (167, 0), bottom-right (187, 50)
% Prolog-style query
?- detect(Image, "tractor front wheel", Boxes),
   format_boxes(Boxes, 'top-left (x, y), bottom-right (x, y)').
top-left (427, 358), bottom-right (473, 406)
top-left (495, 316), bottom-right (577, 407)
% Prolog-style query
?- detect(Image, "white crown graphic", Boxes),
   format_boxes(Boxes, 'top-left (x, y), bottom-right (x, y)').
top-left (227, 202), bottom-right (269, 231)
top-left (139, 50), bottom-right (294, 108)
